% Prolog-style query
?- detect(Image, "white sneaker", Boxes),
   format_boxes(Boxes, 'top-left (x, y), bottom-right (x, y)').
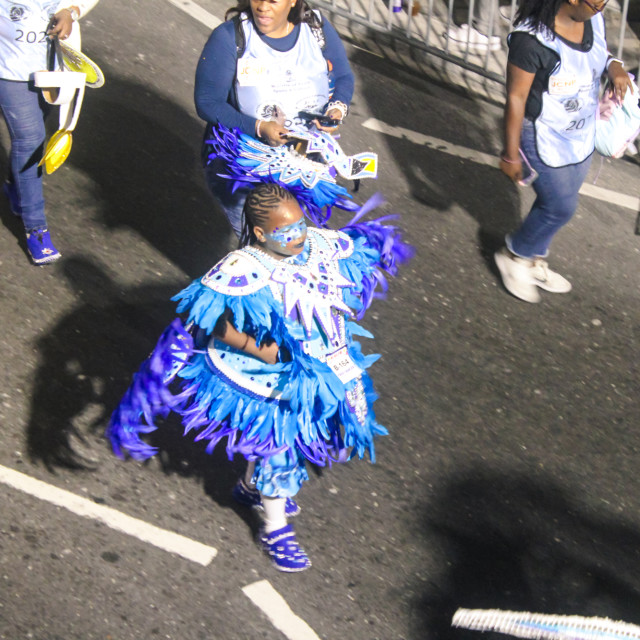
top-left (531, 259), bottom-right (572, 293)
top-left (494, 248), bottom-right (541, 303)
top-left (445, 24), bottom-right (501, 52)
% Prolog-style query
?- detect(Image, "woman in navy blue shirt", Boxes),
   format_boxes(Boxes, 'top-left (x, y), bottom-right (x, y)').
top-left (194, 0), bottom-right (355, 235)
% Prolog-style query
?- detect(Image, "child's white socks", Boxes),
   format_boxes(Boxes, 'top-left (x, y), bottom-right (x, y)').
top-left (261, 496), bottom-right (287, 533)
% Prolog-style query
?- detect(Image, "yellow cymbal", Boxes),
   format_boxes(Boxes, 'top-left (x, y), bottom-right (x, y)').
top-left (59, 41), bottom-right (105, 88)
top-left (39, 130), bottom-right (73, 174)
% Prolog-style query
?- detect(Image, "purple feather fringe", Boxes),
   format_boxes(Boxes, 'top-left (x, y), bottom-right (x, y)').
top-left (107, 319), bottom-right (194, 460)
top-left (342, 193), bottom-right (415, 318)
top-left (206, 124), bottom-right (359, 228)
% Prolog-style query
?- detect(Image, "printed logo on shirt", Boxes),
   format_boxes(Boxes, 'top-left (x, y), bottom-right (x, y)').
top-left (563, 98), bottom-right (582, 113)
top-left (8, 3), bottom-right (31, 21)
top-left (549, 73), bottom-right (578, 95)
top-left (3, 2), bottom-right (56, 23)
top-left (258, 103), bottom-right (287, 125)
top-left (237, 59), bottom-right (270, 86)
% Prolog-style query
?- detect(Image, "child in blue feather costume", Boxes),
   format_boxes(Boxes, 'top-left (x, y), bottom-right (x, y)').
top-left (107, 183), bottom-right (413, 572)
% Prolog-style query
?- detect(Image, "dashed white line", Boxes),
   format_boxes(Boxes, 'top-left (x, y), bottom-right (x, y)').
top-left (363, 117), bottom-right (640, 212)
top-left (0, 464), bottom-right (218, 566)
top-left (242, 580), bottom-right (322, 640)
top-left (165, 0), bottom-right (221, 29)
top-left (578, 182), bottom-right (639, 212)
top-left (363, 116), bottom-right (499, 166)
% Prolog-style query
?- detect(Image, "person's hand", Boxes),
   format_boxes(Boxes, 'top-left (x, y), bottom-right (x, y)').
top-left (314, 108), bottom-right (342, 133)
top-left (607, 61), bottom-right (634, 102)
top-left (256, 341), bottom-right (280, 365)
top-left (258, 120), bottom-right (290, 147)
top-left (499, 156), bottom-right (522, 182)
top-left (48, 8), bottom-right (74, 40)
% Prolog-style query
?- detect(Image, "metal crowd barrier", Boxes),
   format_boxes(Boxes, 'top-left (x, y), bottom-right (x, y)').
top-left (314, 0), bottom-right (639, 85)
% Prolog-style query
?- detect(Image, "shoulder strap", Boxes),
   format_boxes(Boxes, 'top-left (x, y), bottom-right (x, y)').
top-left (306, 10), bottom-right (326, 51)
top-left (233, 14), bottom-right (246, 57)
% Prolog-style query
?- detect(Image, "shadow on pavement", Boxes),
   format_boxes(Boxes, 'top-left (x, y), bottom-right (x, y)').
top-left (351, 46), bottom-right (522, 262)
top-left (69, 68), bottom-right (231, 279)
top-left (410, 467), bottom-right (640, 639)
top-left (26, 256), bottom-right (257, 529)
top-left (22, 68), bottom-right (237, 469)
top-left (26, 256), bottom-right (180, 470)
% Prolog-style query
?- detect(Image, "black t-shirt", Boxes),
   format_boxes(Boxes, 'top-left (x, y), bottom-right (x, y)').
top-left (507, 20), bottom-right (594, 121)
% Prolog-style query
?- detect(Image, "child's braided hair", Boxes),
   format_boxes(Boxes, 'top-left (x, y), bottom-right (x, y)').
top-left (239, 183), bottom-right (297, 248)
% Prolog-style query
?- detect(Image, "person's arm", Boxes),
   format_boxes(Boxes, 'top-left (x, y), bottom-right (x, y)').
top-left (194, 22), bottom-right (259, 136)
top-left (49, 0), bottom-right (99, 39)
top-left (313, 19), bottom-right (354, 132)
top-left (215, 319), bottom-right (280, 365)
top-left (321, 19), bottom-right (355, 108)
top-left (500, 61), bottom-right (535, 182)
top-left (606, 59), bottom-right (633, 102)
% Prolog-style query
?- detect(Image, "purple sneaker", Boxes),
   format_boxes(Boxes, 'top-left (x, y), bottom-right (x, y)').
top-left (232, 479), bottom-right (301, 517)
top-left (26, 228), bottom-right (61, 265)
top-left (260, 524), bottom-right (312, 572)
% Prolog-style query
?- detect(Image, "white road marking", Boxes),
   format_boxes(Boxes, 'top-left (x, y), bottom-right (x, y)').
top-left (362, 117), bottom-right (640, 212)
top-left (0, 464), bottom-right (217, 566)
top-left (165, 0), bottom-right (221, 29)
top-left (363, 117), bottom-right (499, 165)
top-left (578, 182), bottom-right (639, 212)
top-left (242, 580), bottom-right (322, 640)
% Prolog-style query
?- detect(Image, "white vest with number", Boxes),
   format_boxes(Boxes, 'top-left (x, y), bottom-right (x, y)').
top-left (516, 14), bottom-right (608, 167)
top-left (0, 0), bottom-right (61, 80)
top-left (235, 12), bottom-right (329, 127)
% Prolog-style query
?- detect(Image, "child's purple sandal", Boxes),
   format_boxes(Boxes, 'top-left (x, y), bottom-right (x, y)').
top-left (259, 524), bottom-right (312, 572)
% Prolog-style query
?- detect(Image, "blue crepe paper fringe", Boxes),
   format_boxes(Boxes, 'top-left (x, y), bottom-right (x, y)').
top-left (107, 319), bottom-right (194, 460)
top-left (206, 124), bottom-right (358, 227)
top-left (108, 289), bottom-right (384, 466)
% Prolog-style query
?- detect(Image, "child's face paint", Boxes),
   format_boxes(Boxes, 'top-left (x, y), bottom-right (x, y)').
top-left (265, 217), bottom-right (307, 248)
top-left (256, 199), bottom-right (308, 259)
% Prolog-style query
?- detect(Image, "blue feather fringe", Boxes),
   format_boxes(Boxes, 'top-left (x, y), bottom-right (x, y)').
top-left (206, 124), bottom-right (358, 227)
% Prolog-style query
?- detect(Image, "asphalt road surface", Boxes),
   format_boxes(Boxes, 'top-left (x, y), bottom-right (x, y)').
top-left (1, 1), bottom-right (639, 639)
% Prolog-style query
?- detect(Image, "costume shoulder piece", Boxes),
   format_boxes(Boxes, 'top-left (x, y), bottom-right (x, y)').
top-left (308, 227), bottom-right (354, 260)
top-left (201, 249), bottom-right (273, 295)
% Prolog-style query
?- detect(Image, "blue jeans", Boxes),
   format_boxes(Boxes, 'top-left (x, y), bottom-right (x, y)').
top-left (507, 120), bottom-right (592, 259)
top-left (0, 78), bottom-right (48, 231)
top-left (204, 156), bottom-right (249, 238)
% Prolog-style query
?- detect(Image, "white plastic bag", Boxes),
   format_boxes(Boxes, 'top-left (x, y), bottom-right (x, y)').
top-left (595, 78), bottom-right (640, 158)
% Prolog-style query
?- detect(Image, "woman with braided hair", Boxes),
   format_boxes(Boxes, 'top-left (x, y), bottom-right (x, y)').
top-left (108, 183), bottom-right (412, 572)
